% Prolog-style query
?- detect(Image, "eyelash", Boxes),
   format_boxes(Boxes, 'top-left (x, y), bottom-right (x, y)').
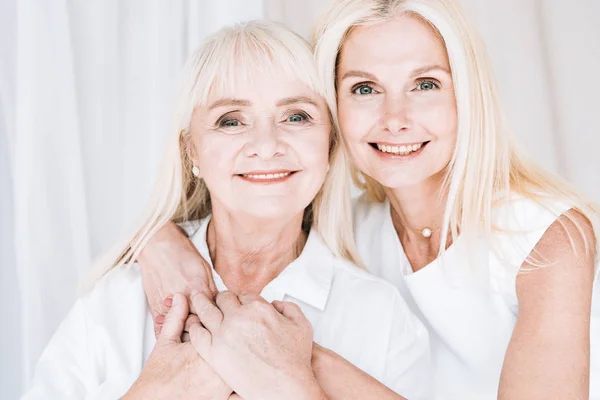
top-left (350, 78), bottom-right (441, 95)
top-left (351, 83), bottom-right (378, 96)
top-left (284, 110), bottom-right (312, 123)
top-left (216, 112), bottom-right (244, 128)
top-left (415, 79), bottom-right (441, 91)
top-left (216, 110), bottom-right (313, 128)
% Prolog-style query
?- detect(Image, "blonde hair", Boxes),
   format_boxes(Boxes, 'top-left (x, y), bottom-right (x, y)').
top-left (313, 0), bottom-right (599, 264)
top-left (82, 20), bottom-right (360, 291)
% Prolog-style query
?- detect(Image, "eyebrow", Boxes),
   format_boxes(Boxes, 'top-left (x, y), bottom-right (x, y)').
top-left (340, 65), bottom-right (451, 81)
top-left (275, 96), bottom-right (319, 108)
top-left (340, 70), bottom-right (378, 81)
top-left (410, 65), bottom-right (451, 76)
top-left (208, 98), bottom-right (251, 111)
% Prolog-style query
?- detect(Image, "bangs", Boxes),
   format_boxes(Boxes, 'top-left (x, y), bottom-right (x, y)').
top-left (183, 21), bottom-right (324, 113)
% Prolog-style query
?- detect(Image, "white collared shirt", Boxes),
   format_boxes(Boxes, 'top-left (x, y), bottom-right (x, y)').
top-left (22, 217), bottom-right (432, 399)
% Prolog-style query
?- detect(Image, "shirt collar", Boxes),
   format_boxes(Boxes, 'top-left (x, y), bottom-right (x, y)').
top-left (189, 216), bottom-right (334, 311)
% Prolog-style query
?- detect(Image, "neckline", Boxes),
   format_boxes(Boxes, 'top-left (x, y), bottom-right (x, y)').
top-left (383, 198), bottom-right (461, 279)
top-left (189, 215), bottom-right (335, 310)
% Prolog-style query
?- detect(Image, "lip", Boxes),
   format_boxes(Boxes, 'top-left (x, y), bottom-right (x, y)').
top-left (369, 141), bottom-right (429, 160)
top-left (372, 141), bottom-right (428, 147)
top-left (235, 169), bottom-right (299, 184)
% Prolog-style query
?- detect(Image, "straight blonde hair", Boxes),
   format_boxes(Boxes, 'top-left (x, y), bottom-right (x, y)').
top-left (82, 20), bottom-right (361, 292)
top-left (312, 0), bottom-right (599, 266)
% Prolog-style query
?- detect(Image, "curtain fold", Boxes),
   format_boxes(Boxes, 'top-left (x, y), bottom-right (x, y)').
top-left (1, 0), bottom-right (598, 397)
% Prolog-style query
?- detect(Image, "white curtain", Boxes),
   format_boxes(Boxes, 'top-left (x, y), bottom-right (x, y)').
top-left (1, 1), bottom-right (599, 398)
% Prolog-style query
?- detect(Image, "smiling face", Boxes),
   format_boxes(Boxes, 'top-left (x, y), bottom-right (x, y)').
top-left (189, 71), bottom-right (331, 221)
top-left (336, 14), bottom-right (458, 189)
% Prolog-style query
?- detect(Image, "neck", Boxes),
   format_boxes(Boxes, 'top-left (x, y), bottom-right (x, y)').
top-left (207, 207), bottom-right (307, 295)
top-left (384, 172), bottom-right (450, 271)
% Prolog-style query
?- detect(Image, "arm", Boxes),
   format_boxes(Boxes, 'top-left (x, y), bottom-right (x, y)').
top-left (499, 210), bottom-right (596, 399)
top-left (138, 221), bottom-right (217, 333)
top-left (312, 344), bottom-right (405, 400)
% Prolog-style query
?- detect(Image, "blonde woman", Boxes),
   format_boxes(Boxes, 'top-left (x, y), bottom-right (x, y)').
top-left (21, 21), bottom-right (431, 400)
top-left (142, 0), bottom-right (600, 399)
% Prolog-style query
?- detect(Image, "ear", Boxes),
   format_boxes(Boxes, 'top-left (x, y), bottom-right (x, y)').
top-left (181, 130), bottom-right (201, 178)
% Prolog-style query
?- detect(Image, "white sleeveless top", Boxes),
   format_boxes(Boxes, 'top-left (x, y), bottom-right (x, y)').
top-left (353, 193), bottom-right (599, 399)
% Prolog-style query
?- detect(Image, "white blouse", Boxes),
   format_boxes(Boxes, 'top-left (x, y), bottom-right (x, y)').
top-left (22, 216), bottom-right (432, 400)
top-left (353, 193), bottom-right (600, 399)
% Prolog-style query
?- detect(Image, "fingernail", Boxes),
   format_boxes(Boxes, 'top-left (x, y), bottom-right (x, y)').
top-left (163, 297), bottom-right (173, 307)
top-left (155, 314), bottom-right (165, 324)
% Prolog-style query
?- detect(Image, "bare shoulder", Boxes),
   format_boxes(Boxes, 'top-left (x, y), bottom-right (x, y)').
top-left (516, 208), bottom-right (596, 311)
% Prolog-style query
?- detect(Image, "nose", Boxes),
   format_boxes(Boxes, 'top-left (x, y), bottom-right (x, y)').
top-left (243, 121), bottom-right (286, 160)
top-left (381, 94), bottom-right (411, 135)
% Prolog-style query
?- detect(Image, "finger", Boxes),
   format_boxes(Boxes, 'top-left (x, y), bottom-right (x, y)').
top-left (139, 270), bottom-right (169, 337)
top-left (149, 298), bottom-right (168, 338)
top-left (184, 314), bottom-right (200, 332)
top-left (189, 318), bottom-right (212, 356)
top-left (159, 292), bottom-right (189, 344)
top-left (215, 291), bottom-right (242, 314)
top-left (237, 293), bottom-right (268, 305)
top-left (154, 314), bottom-right (165, 325)
top-left (187, 263), bottom-right (218, 314)
top-left (154, 321), bottom-right (162, 337)
top-left (152, 296), bottom-right (171, 337)
top-left (181, 314), bottom-right (199, 343)
top-left (190, 290), bottom-right (223, 332)
top-left (202, 258), bottom-right (219, 298)
top-left (272, 300), bottom-right (307, 323)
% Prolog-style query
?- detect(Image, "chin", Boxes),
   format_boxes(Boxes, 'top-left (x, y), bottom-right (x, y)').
top-left (368, 170), bottom-right (433, 189)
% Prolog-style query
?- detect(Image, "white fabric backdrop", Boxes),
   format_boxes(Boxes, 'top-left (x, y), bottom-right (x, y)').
top-left (1, 0), bottom-right (599, 398)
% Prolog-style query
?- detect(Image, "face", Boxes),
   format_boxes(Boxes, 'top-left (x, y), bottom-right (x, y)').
top-left (189, 71), bottom-right (331, 221)
top-left (336, 14), bottom-right (457, 189)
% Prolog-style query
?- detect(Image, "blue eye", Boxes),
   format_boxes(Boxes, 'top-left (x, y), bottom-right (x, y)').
top-left (287, 114), bottom-right (306, 123)
top-left (416, 80), bottom-right (439, 91)
top-left (285, 111), bottom-right (311, 124)
top-left (353, 85), bottom-right (375, 95)
top-left (220, 119), bottom-right (242, 127)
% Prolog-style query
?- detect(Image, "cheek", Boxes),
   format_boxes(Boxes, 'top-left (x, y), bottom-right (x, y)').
top-left (416, 96), bottom-right (457, 141)
top-left (195, 135), bottom-right (239, 180)
top-left (337, 100), bottom-right (376, 146)
top-left (292, 128), bottom-right (331, 170)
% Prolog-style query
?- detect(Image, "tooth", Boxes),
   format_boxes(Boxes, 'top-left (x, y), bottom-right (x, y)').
top-left (389, 146), bottom-right (396, 153)
top-left (399, 145), bottom-right (407, 153)
top-left (412, 144), bottom-right (419, 151)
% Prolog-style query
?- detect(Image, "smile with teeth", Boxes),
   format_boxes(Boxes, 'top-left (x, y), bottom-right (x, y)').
top-left (241, 172), bottom-right (292, 180)
top-left (375, 142), bottom-right (424, 156)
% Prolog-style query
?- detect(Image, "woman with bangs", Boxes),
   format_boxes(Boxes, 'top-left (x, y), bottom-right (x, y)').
top-left (141, 0), bottom-right (600, 399)
top-left (22, 21), bottom-right (431, 400)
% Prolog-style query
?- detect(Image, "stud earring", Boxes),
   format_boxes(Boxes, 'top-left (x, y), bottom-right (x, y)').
top-left (192, 166), bottom-right (200, 177)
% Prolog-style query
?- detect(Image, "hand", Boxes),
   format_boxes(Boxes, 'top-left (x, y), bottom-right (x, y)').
top-left (123, 293), bottom-right (232, 400)
top-left (137, 221), bottom-right (218, 335)
top-left (188, 291), bottom-right (327, 400)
